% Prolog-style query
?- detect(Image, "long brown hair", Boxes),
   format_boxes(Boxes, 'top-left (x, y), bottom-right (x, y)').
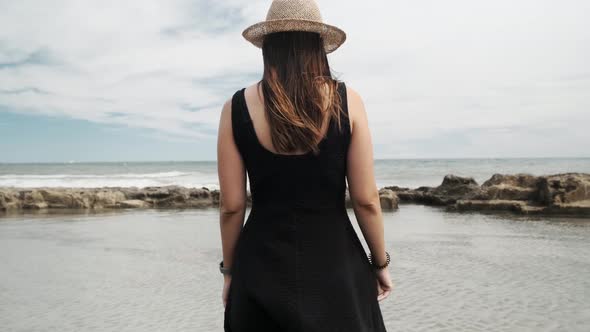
top-left (259, 31), bottom-right (345, 155)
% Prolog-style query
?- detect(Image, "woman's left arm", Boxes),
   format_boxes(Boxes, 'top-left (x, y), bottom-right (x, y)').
top-left (217, 98), bottom-right (247, 305)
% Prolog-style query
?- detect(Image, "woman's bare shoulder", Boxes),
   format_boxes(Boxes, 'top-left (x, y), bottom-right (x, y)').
top-left (243, 82), bottom-right (262, 99)
top-left (220, 82), bottom-right (261, 116)
top-left (344, 84), bottom-right (366, 133)
top-left (345, 84), bottom-right (364, 108)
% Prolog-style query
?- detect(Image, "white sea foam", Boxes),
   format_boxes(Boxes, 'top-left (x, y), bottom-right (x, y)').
top-left (0, 171), bottom-right (221, 190)
top-left (0, 171), bottom-right (187, 179)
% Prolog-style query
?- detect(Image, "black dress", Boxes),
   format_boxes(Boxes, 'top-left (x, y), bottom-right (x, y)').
top-left (224, 82), bottom-right (387, 332)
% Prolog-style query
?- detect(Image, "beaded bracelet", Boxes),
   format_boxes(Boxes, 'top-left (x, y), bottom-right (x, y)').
top-left (368, 251), bottom-right (390, 270)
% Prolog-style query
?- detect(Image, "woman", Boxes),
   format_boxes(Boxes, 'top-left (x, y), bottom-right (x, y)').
top-left (217, 0), bottom-right (393, 331)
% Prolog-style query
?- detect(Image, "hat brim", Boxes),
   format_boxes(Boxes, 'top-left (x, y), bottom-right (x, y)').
top-left (242, 19), bottom-right (346, 54)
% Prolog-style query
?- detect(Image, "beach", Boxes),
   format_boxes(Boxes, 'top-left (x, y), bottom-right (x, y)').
top-left (1, 158), bottom-right (590, 331)
top-left (1, 205), bottom-right (589, 331)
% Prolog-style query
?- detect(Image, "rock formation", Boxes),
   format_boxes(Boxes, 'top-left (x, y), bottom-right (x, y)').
top-left (386, 173), bottom-right (590, 216)
top-left (1, 173), bottom-right (588, 216)
top-left (0, 186), bottom-right (214, 212)
top-left (0, 185), bottom-right (398, 212)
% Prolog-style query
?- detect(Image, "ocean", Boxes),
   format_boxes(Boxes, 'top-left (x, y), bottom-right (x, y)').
top-left (1, 158), bottom-right (590, 189)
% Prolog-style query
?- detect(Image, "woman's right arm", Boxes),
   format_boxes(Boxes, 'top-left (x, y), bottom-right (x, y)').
top-left (345, 87), bottom-right (388, 266)
top-left (345, 86), bottom-right (393, 301)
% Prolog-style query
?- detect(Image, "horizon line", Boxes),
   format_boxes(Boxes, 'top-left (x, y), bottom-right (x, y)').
top-left (1, 156), bottom-right (590, 164)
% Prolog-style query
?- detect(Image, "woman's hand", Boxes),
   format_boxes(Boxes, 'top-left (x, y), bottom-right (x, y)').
top-left (222, 275), bottom-right (232, 308)
top-left (375, 268), bottom-right (393, 301)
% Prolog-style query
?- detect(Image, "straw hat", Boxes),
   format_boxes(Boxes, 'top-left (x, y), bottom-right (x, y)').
top-left (242, 0), bottom-right (346, 54)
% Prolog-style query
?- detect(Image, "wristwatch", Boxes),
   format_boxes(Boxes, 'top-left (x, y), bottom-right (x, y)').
top-left (219, 260), bottom-right (232, 275)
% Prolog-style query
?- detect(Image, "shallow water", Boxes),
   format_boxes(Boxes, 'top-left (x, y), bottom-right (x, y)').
top-left (1, 206), bottom-right (589, 331)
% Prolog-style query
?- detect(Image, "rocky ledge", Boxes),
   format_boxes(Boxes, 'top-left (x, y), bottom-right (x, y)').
top-left (0, 185), bottom-right (399, 212)
top-left (383, 172), bottom-right (590, 216)
top-left (0, 186), bottom-right (218, 212)
top-left (0, 173), bottom-right (588, 217)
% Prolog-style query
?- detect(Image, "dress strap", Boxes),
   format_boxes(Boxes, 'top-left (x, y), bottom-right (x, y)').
top-left (336, 81), bottom-right (351, 144)
top-left (231, 88), bottom-right (250, 157)
top-left (337, 81), bottom-right (348, 115)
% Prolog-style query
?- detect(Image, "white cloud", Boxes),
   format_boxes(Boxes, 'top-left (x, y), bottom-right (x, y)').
top-left (1, 0), bottom-right (588, 158)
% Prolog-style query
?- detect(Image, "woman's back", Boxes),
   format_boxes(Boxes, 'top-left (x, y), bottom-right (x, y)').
top-left (242, 82), bottom-right (339, 157)
top-left (234, 81), bottom-right (350, 210)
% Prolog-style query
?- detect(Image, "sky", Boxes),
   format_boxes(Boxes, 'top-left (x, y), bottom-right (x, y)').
top-left (0, 0), bottom-right (589, 163)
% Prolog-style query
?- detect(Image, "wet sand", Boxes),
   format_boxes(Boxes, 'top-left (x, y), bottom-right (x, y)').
top-left (1, 205), bottom-right (589, 331)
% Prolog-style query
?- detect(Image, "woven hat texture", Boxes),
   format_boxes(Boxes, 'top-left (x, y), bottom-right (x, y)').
top-left (242, 0), bottom-right (346, 53)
